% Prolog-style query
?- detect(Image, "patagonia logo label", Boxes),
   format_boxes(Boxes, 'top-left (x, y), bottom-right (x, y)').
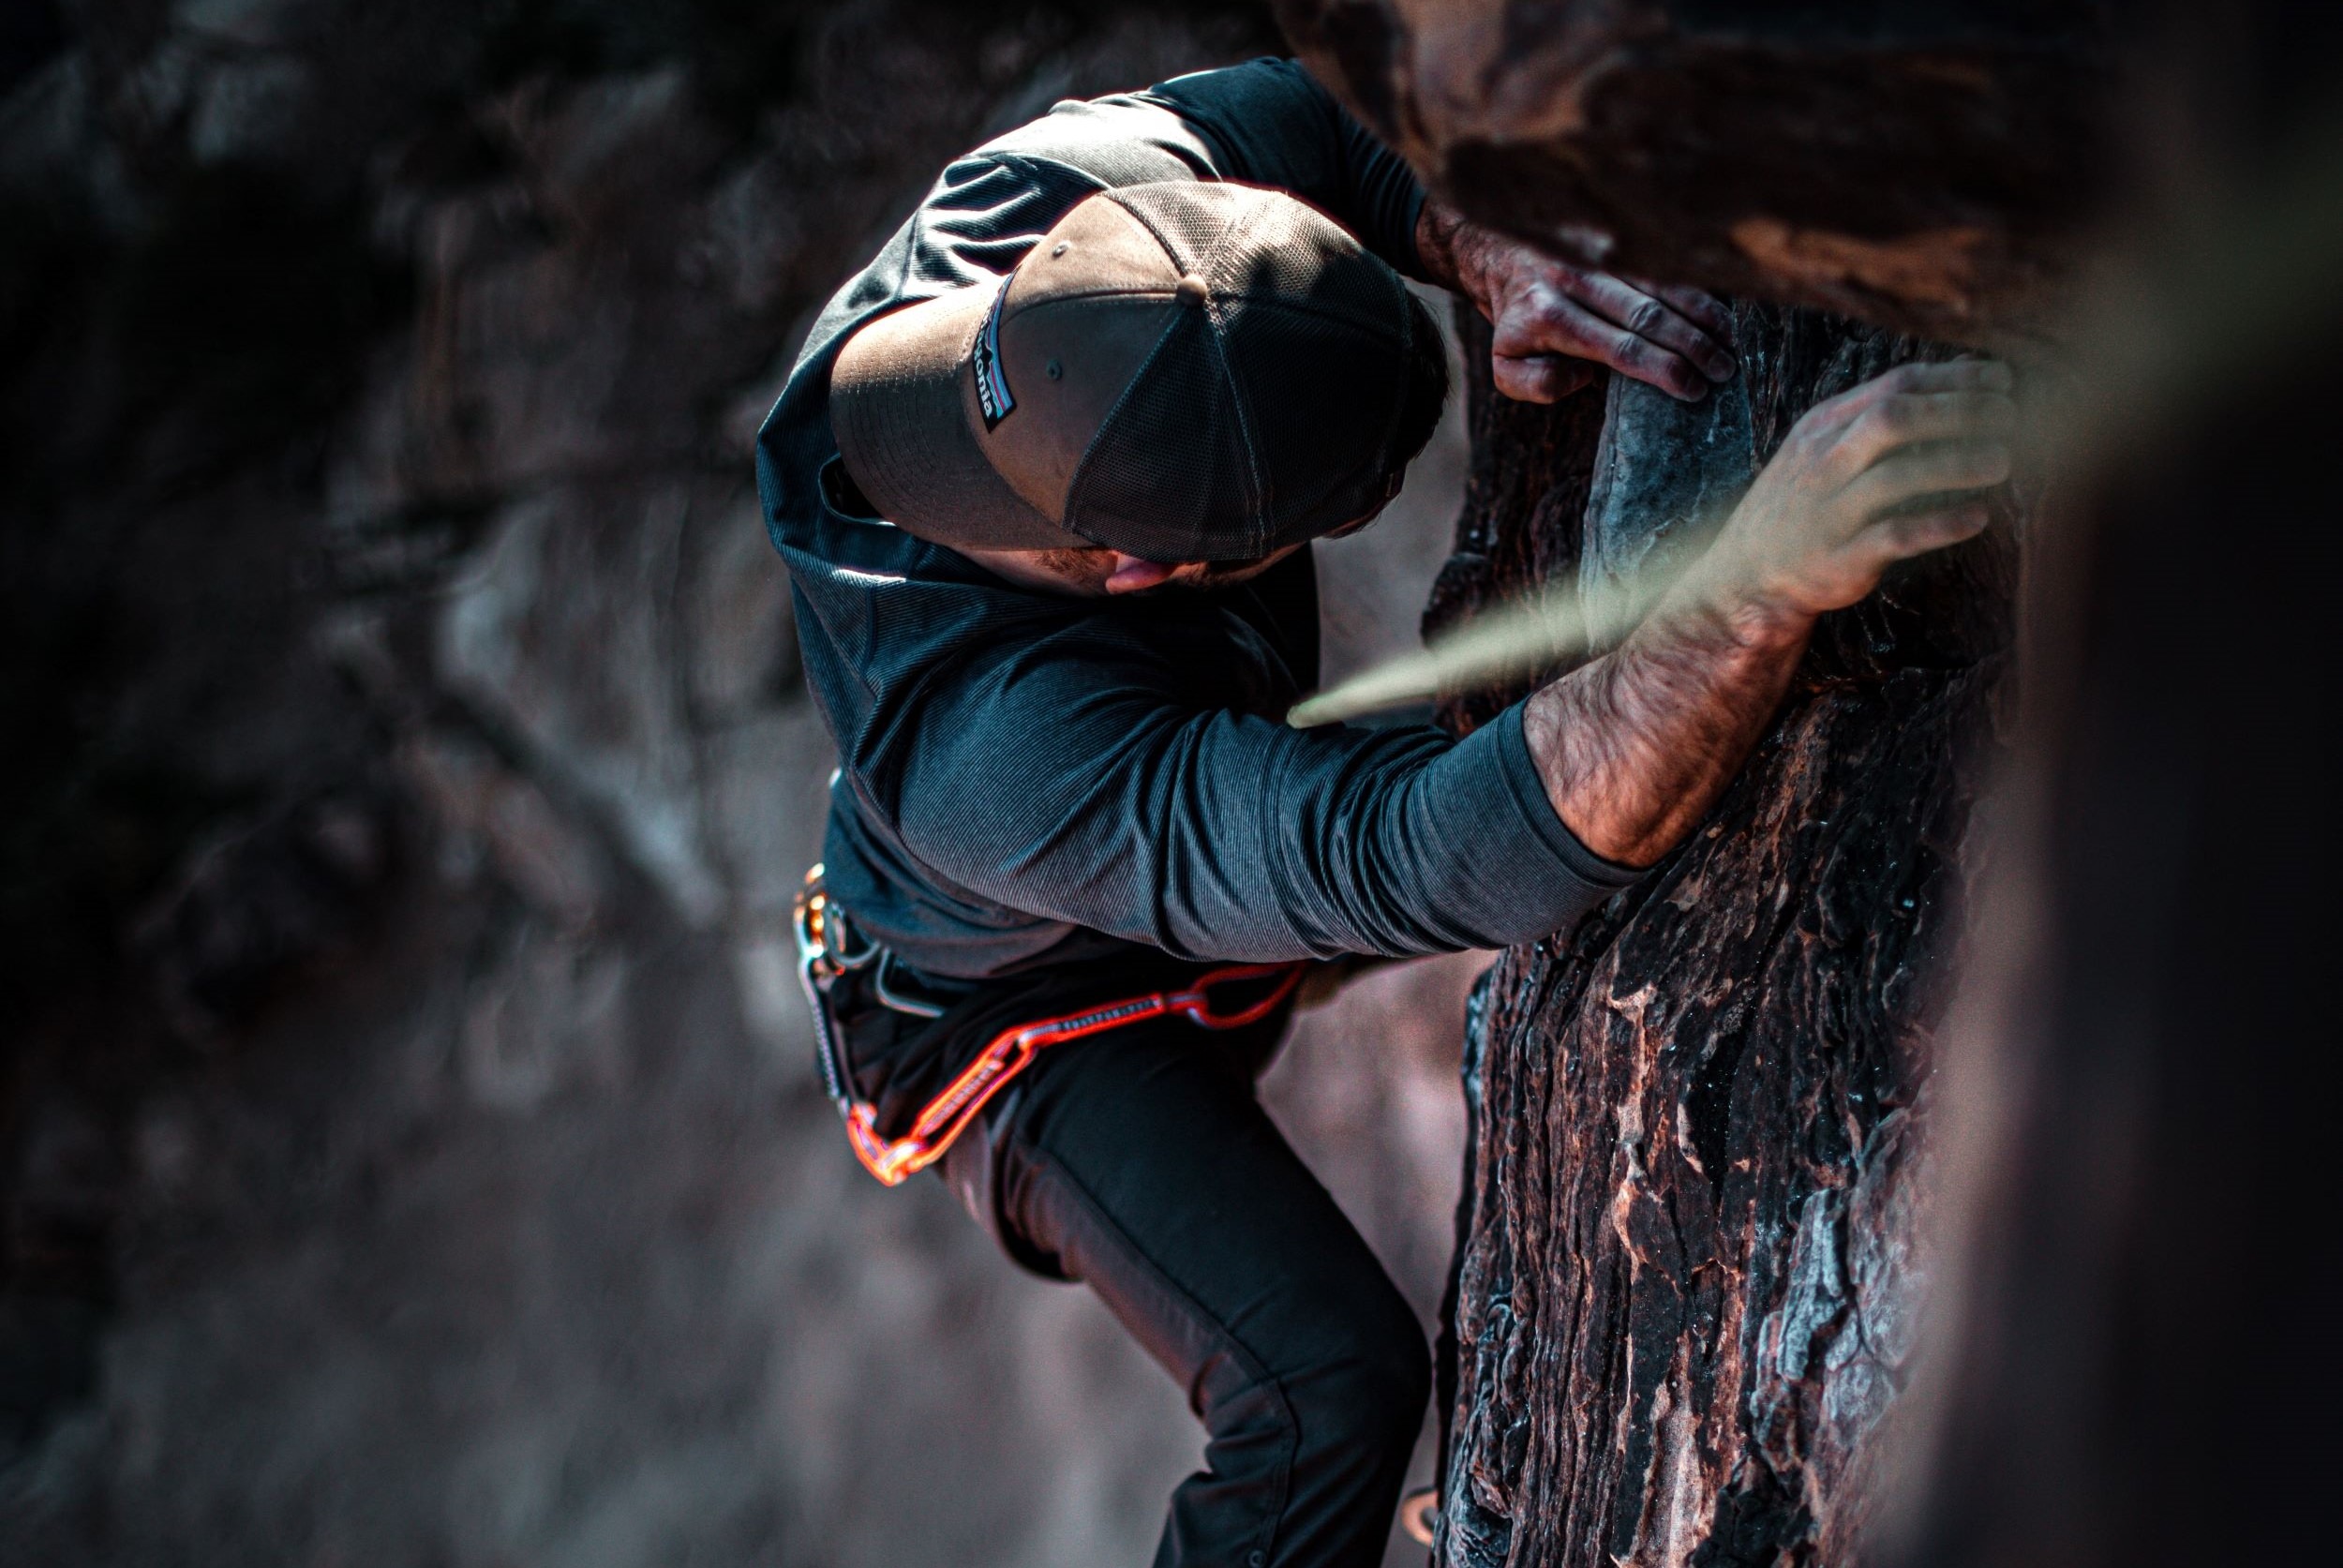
top-left (973, 276), bottom-right (1015, 430)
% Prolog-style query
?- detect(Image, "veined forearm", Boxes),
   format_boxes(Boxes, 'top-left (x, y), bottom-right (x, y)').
top-left (1523, 583), bottom-right (1812, 867)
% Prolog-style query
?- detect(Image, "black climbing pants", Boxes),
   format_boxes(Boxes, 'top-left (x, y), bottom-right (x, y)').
top-left (832, 966), bottom-right (1429, 1568)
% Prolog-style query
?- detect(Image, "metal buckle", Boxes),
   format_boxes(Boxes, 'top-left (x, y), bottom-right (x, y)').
top-left (792, 865), bottom-right (876, 985)
top-left (871, 951), bottom-right (948, 1019)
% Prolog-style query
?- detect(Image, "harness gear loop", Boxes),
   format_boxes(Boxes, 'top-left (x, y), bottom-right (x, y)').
top-left (793, 866), bottom-right (1305, 1187)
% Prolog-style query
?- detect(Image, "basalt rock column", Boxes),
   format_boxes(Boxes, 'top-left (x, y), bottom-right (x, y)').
top-left (1422, 300), bottom-right (2021, 1567)
top-left (1277, 0), bottom-right (2110, 343)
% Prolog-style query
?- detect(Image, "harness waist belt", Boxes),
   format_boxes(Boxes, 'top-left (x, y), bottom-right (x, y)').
top-left (793, 866), bottom-right (1304, 1187)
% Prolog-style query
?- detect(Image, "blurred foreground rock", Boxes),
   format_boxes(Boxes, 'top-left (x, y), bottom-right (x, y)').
top-left (1887, 9), bottom-right (2343, 1565)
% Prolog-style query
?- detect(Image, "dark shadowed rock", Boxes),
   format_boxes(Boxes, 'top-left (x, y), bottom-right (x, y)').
top-left (1, 7), bottom-right (1485, 1564)
top-left (1278, 0), bottom-right (2112, 341)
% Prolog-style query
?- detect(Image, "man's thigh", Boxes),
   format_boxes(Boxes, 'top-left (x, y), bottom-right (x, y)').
top-left (990, 1017), bottom-right (1419, 1408)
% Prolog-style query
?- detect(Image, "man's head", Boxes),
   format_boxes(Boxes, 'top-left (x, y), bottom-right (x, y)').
top-left (829, 181), bottom-right (1448, 589)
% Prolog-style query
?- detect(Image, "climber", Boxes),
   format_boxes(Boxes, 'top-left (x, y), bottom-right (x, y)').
top-left (754, 56), bottom-right (2013, 1568)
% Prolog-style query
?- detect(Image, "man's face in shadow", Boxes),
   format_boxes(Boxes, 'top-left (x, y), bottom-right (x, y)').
top-left (952, 504), bottom-right (1388, 598)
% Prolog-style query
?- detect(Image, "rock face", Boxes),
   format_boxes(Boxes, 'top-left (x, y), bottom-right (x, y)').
top-left (1315, 9), bottom-right (2090, 1561)
top-left (1424, 302), bottom-right (2020, 1566)
top-left (0, 5), bottom-right (1479, 1565)
top-left (1277, 0), bottom-right (2111, 341)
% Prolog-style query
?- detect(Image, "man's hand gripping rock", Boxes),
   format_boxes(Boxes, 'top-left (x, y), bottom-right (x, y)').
top-left (1416, 197), bottom-right (1739, 403)
top-left (1524, 359), bottom-right (2018, 867)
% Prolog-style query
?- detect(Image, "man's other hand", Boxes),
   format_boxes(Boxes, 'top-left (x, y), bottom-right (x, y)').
top-left (1417, 199), bottom-right (1736, 404)
top-left (1694, 359), bottom-right (2016, 634)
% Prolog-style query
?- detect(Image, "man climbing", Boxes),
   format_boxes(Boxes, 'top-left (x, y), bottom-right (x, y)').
top-left (754, 56), bottom-right (2012, 1568)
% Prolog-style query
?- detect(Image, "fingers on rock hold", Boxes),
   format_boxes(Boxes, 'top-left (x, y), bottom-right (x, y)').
top-left (1867, 501), bottom-right (1994, 562)
top-left (1847, 440), bottom-right (2013, 520)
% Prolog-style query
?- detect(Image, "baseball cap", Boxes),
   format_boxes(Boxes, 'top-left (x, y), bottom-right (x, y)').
top-left (828, 181), bottom-right (1426, 562)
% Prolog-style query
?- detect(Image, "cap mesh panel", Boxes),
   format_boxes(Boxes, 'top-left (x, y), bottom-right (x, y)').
top-left (1105, 183), bottom-right (1244, 276)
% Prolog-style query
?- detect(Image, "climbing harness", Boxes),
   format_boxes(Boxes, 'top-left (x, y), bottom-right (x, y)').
top-left (793, 865), bottom-right (1305, 1187)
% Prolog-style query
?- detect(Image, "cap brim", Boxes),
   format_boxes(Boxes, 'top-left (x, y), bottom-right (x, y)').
top-left (828, 284), bottom-right (1087, 552)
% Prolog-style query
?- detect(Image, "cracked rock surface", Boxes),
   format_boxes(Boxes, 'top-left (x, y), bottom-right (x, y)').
top-left (1425, 303), bottom-right (2021, 1568)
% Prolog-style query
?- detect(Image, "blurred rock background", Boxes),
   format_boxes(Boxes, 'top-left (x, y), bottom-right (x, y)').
top-left (0, 2), bottom-right (1479, 1562)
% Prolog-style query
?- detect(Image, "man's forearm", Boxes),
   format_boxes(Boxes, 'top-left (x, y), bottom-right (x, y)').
top-left (1519, 355), bottom-right (2017, 869)
top-left (1524, 587), bottom-right (1813, 868)
top-left (1411, 198), bottom-right (1476, 296)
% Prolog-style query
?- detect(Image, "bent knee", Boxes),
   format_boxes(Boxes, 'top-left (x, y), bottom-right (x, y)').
top-left (1291, 1316), bottom-right (1430, 1456)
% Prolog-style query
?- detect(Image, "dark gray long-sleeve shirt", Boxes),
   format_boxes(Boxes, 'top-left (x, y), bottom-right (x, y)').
top-left (754, 58), bottom-right (1639, 982)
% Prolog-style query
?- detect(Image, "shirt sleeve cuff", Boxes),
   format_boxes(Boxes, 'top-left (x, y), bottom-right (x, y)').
top-left (1487, 700), bottom-right (1646, 890)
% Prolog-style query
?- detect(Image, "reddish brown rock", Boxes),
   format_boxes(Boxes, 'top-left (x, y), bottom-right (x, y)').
top-left (1425, 301), bottom-right (2022, 1566)
top-left (1278, 0), bottom-right (2112, 341)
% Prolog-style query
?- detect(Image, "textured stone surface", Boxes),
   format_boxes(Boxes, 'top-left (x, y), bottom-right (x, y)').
top-left (1426, 302), bottom-right (2021, 1567)
top-left (1578, 370), bottom-right (1755, 653)
top-left (1277, 0), bottom-right (2112, 342)
top-left (0, 5), bottom-right (1483, 1564)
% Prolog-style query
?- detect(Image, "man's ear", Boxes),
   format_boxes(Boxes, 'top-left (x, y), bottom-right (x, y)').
top-left (1103, 555), bottom-right (1180, 594)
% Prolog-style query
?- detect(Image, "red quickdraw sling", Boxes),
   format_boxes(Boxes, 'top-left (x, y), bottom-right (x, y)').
top-left (794, 867), bottom-right (1305, 1187)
